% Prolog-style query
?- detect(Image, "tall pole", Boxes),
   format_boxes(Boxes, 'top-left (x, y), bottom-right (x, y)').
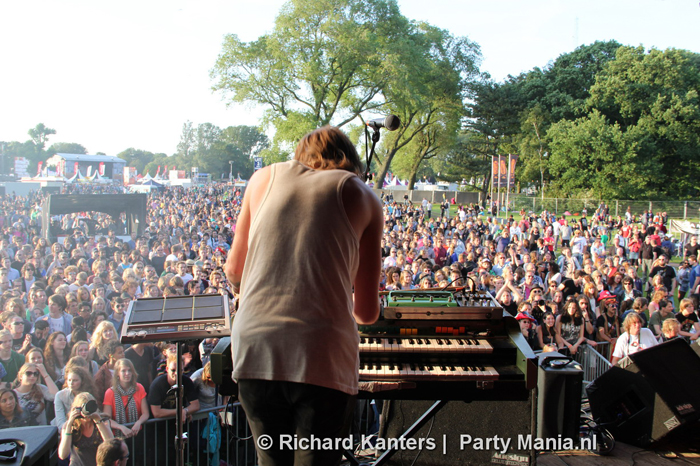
top-left (489, 155), bottom-right (494, 214)
top-left (229, 161), bottom-right (233, 183)
top-left (496, 154), bottom-right (502, 216)
top-left (506, 154), bottom-right (511, 219)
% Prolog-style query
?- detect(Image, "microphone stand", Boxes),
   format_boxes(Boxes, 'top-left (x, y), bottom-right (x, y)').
top-left (364, 127), bottom-right (381, 182)
top-left (175, 342), bottom-right (187, 466)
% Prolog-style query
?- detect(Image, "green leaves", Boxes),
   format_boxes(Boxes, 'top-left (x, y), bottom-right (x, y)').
top-left (547, 110), bottom-right (645, 198)
top-left (579, 46), bottom-right (700, 198)
top-left (211, 0), bottom-right (406, 152)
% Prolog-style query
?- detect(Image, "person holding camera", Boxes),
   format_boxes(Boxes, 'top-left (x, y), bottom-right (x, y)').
top-left (59, 392), bottom-right (114, 466)
top-left (526, 285), bottom-right (548, 324)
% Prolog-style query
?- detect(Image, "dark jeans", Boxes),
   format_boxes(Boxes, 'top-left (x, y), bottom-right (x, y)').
top-left (238, 379), bottom-right (355, 466)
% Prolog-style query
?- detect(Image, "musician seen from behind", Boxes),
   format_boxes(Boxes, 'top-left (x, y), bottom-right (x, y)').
top-left (225, 125), bottom-right (384, 466)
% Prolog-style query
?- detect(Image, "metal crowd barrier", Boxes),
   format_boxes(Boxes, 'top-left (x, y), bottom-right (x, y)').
top-left (116, 399), bottom-right (379, 466)
top-left (573, 342), bottom-right (612, 386)
top-left (120, 402), bottom-right (257, 466)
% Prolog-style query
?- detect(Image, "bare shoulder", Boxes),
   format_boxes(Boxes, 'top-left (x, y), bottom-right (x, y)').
top-left (247, 165), bottom-right (272, 193)
top-left (243, 165), bottom-right (273, 211)
top-left (341, 175), bottom-right (383, 236)
top-left (342, 176), bottom-right (381, 211)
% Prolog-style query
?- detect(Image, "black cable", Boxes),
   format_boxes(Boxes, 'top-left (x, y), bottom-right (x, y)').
top-left (439, 278), bottom-right (463, 291)
top-left (364, 128), bottom-right (380, 182)
top-left (222, 397), bottom-right (253, 441)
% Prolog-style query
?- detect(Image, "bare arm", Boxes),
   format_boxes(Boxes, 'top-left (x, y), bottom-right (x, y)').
top-left (58, 409), bottom-right (80, 460)
top-left (102, 397), bottom-right (132, 437)
top-left (186, 399), bottom-right (200, 415)
top-left (536, 325), bottom-right (545, 349)
top-left (93, 415), bottom-right (115, 442)
top-left (151, 399), bottom-right (198, 421)
top-left (343, 177), bottom-right (384, 325)
top-left (555, 316), bottom-right (566, 349)
top-left (574, 324), bottom-right (587, 347)
top-left (508, 281), bottom-right (523, 303)
top-left (678, 321), bottom-right (700, 340)
top-left (37, 364), bottom-right (58, 395)
top-left (150, 404), bottom-right (178, 419)
top-left (224, 167), bottom-right (271, 294)
top-left (131, 397), bottom-right (151, 435)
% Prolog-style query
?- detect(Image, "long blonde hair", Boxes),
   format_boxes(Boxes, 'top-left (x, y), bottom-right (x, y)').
top-left (111, 358), bottom-right (138, 392)
top-left (90, 321), bottom-right (117, 359)
top-left (69, 392), bottom-right (99, 440)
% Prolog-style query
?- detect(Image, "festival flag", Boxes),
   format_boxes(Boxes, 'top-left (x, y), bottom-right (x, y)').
top-left (37, 161), bottom-right (43, 176)
top-left (507, 154), bottom-right (519, 187)
top-left (74, 162), bottom-right (79, 175)
top-left (98, 162), bottom-right (105, 176)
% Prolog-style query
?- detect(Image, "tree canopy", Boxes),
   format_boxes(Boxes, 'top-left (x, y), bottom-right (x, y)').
top-left (211, 0), bottom-right (480, 171)
top-left (546, 46), bottom-right (700, 198)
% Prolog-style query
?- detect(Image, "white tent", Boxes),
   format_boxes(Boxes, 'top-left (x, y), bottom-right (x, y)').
top-left (66, 169), bottom-right (86, 183)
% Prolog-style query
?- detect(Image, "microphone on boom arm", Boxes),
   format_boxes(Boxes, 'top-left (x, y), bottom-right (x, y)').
top-left (363, 114), bottom-right (401, 182)
top-left (367, 115), bottom-right (401, 132)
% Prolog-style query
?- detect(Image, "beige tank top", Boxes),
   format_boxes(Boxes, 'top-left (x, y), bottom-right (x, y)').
top-left (231, 161), bottom-right (361, 394)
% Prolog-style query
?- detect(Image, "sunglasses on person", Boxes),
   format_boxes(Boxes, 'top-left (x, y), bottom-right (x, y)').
top-left (24, 371), bottom-right (40, 377)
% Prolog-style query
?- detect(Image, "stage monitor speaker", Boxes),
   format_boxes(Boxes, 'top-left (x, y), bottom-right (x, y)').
top-left (380, 398), bottom-right (533, 466)
top-left (536, 352), bottom-right (583, 440)
top-left (211, 337), bottom-right (238, 397)
top-left (0, 426), bottom-right (58, 466)
top-left (587, 339), bottom-right (700, 446)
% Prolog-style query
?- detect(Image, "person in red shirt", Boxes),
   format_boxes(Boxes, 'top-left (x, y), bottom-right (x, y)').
top-left (542, 228), bottom-right (555, 253)
top-left (433, 238), bottom-right (448, 267)
top-left (102, 358), bottom-right (149, 438)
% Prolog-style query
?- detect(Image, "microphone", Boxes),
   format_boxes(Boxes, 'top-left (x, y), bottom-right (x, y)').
top-left (367, 115), bottom-right (400, 131)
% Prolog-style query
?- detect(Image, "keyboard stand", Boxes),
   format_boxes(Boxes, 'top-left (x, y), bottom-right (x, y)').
top-left (343, 400), bottom-right (447, 466)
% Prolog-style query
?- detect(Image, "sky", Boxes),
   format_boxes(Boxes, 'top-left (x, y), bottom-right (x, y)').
top-left (0, 0), bottom-right (698, 157)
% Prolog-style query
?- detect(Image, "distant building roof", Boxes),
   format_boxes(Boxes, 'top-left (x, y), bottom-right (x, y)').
top-left (53, 153), bottom-right (126, 163)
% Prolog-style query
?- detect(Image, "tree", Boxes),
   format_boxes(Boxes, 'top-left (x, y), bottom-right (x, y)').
top-left (519, 41), bottom-right (622, 122)
top-left (171, 121), bottom-right (269, 179)
top-left (118, 148), bottom-right (157, 175)
top-left (176, 121), bottom-right (196, 159)
top-left (457, 79), bottom-right (522, 197)
top-left (437, 131), bottom-right (491, 192)
top-left (46, 142), bottom-right (87, 156)
top-left (582, 46), bottom-right (700, 197)
top-left (0, 141), bottom-right (37, 174)
top-left (547, 110), bottom-right (646, 199)
top-left (218, 126), bottom-right (269, 179)
top-left (372, 23), bottom-right (480, 187)
top-left (211, 0), bottom-right (412, 156)
top-left (28, 123), bottom-right (56, 152)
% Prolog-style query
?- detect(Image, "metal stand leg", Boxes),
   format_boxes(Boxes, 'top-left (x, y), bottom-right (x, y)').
top-left (175, 343), bottom-right (187, 466)
top-left (343, 400), bottom-right (448, 466)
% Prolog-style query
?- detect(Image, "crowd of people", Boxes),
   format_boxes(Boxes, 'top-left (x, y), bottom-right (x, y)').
top-left (378, 197), bottom-right (699, 364)
top-left (0, 184), bottom-right (236, 464)
top-left (0, 180), bottom-right (698, 463)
